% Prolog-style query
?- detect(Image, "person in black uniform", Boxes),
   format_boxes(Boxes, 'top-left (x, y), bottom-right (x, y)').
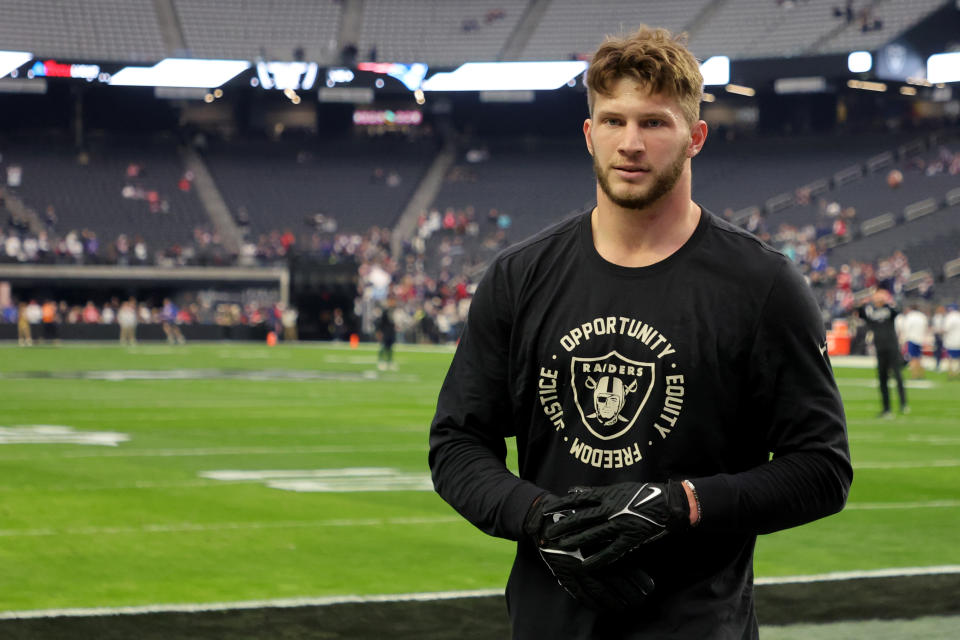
top-left (376, 299), bottom-right (397, 371)
top-left (429, 26), bottom-right (852, 639)
top-left (856, 287), bottom-right (908, 417)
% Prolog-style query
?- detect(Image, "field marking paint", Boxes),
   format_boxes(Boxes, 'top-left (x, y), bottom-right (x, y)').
top-left (3, 566), bottom-right (959, 620)
top-left (217, 350), bottom-right (291, 359)
top-left (323, 355), bottom-right (380, 365)
top-left (838, 379), bottom-right (937, 389)
top-left (1, 499), bottom-right (956, 540)
top-left (0, 369), bottom-right (421, 383)
top-left (843, 500), bottom-right (960, 510)
top-left (0, 426), bottom-right (129, 447)
top-left (0, 444), bottom-right (425, 461)
top-left (0, 515), bottom-right (462, 539)
top-left (200, 467), bottom-right (433, 492)
top-left (753, 565), bottom-right (960, 584)
top-left (854, 459), bottom-right (960, 469)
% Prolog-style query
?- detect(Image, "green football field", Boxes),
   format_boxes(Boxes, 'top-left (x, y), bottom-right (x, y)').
top-left (0, 342), bottom-right (957, 614)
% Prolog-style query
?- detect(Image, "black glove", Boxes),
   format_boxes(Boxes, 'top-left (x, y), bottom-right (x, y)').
top-left (542, 481), bottom-right (690, 568)
top-left (524, 493), bottom-right (655, 612)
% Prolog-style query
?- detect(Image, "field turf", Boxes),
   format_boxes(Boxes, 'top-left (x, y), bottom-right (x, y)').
top-left (0, 342), bottom-right (957, 614)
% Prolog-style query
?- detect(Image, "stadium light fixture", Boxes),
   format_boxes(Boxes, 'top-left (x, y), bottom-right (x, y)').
top-left (357, 62), bottom-right (428, 91)
top-left (847, 51), bottom-right (872, 73)
top-left (109, 58), bottom-right (250, 88)
top-left (0, 50), bottom-right (31, 79)
top-left (899, 86), bottom-right (918, 96)
top-left (421, 61), bottom-right (587, 92)
top-left (847, 79), bottom-right (887, 92)
top-left (774, 76), bottom-right (827, 94)
top-left (725, 84), bottom-right (755, 97)
top-left (700, 56), bottom-right (730, 86)
top-left (256, 61), bottom-right (319, 91)
top-left (927, 52), bottom-right (960, 84)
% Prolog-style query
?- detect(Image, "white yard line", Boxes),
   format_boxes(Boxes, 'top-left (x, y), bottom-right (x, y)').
top-left (2, 566), bottom-right (959, 620)
top-left (0, 444), bottom-right (426, 460)
top-left (0, 498), bottom-right (956, 540)
top-left (853, 459), bottom-right (960, 469)
top-left (843, 500), bottom-right (960, 510)
top-left (0, 515), bottom-right (463, 538)
top-left (753, 565), bottom-right (960, 584)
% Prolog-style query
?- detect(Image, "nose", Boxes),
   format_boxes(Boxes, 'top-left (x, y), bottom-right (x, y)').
top-left (617, 122), bottom-right (645, 156)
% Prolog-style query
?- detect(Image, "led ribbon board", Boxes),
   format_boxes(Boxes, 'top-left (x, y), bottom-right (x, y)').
top-left (109, 58), bottom-right (250, 88)
top-left (0, 51), bottom-right (32, 78)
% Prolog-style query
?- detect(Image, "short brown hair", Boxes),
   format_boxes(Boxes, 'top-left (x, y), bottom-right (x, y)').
top-left (586, 26), bottom-right (703, 126)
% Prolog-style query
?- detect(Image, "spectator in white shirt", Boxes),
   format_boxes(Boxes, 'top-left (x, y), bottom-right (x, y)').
top-left (901, 303), bottom-right (929, 379)
top-left (943, 304), bottom-right (960, 379)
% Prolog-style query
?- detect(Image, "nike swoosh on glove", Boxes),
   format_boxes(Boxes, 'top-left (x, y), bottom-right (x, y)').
top-left (524, 493), bottom-right (655, 611)
top-left (542, 481), bottom-right (690, 568)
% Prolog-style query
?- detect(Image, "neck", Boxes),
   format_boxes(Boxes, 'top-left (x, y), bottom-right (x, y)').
top-left (591, 176), bottom-right (701, 268)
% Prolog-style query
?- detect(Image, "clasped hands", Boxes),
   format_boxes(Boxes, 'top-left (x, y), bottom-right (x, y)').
top-left (523, 481), bottom-right (690, 611)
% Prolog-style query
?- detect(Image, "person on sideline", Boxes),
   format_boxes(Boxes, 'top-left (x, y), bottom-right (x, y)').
top-left (429, 26), bottom-right (851, 639)
top-left (943, 303), bottom-right (960, 379)
top-left (118, 298), bottom-right (138, 346)
top-left (856, 288), bottom-right (909, 417)
top-left (901, 302), bottom-right (929, 379)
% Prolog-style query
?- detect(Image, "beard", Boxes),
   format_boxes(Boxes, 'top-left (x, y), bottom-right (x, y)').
top-left (594, 145), bottom-right (687, 211)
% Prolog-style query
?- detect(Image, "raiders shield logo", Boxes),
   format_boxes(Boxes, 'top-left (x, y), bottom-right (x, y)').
top-left (570, 351), bottom-right (655, 441)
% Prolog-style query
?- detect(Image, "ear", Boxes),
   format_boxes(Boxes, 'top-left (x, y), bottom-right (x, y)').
top-left (687, 120), bottom-right (708, 158)
top-left (583, 118), bottom-right (594, 157)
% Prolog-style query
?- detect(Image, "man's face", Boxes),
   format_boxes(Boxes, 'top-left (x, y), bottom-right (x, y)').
top-left (584, 78), bottom-right (701, 211)
top-left (596, 393), bottom-right (621, 421)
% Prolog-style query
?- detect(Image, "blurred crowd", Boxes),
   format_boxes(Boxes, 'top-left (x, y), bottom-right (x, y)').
top-left (3, 295), bottom-right (298, 345)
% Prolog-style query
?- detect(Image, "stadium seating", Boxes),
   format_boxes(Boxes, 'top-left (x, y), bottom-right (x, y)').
top-left (519, 0), bottom-right (709, 61)
top-left (0, 0), bottom-right (949, 68)
top-left (693, 131), bottom-right (919, 216)
top-left (826, 203), bottom-right (960, 270)
top-left (0, 0), bottom-right (166, 62)
top-left (173, 0), bottom-right (342, 62)
top-left (819, 0), bottom-right (949, 55)
top-left (2, 132), bottom-right (208, 255)
top-left (356, 0), bottom-right (524, 66)
top-left (432, 136), bottom-right (594, 242)
top-left (687, 0), bottom-right (949, 60)
top-left (201, 135), bottom-right (435, 239)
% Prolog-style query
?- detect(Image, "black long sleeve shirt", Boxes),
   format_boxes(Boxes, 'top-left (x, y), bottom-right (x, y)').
top-left (429, 208), bottom-right (852, 639)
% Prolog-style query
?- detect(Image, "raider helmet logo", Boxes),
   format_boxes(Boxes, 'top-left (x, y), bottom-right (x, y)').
top-left (571, 351), bottom-right (655, 440)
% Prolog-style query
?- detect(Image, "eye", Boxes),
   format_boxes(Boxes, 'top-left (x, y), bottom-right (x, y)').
top-left (645, 119), bottom-right (664, 128)
top-left (602, 117), bottom-right (623, 126)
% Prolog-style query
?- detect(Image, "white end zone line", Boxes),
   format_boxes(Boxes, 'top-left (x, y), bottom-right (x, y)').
top-left (3, 566), bottom-right (959, 620)
top-left (753, 565), bottom-right (960, 584)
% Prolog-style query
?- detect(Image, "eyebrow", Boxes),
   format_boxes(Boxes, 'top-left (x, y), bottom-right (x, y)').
top-left (595, 109), bottom-right (674, 121)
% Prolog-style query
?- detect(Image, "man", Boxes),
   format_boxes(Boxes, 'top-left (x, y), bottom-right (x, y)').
top-left (943, 303), bottom-right (960, 379)
top-left (429, 27), bottom-right (851, 638)
top-left (376, 299), bottom-right (397, 371)
top-left (931, 304), bottom-right (946, 371)
top-left (901, 302), bottom-right (929, 379)
top-left (856, 288), bottom-right (908, 417)
top-left (161, 298), bottom-right (186, 345)
top-left (117, 298), bottom-right (138, 346)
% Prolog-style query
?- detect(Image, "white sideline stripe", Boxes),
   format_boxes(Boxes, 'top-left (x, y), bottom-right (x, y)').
top-left (0, 515), bottom-right (462, 538)
top-left (0, 590), bottom-right (505, 620)
top-left (844, 500), bottom-right (960, 510)
top-left (3, 566), bottom-right (959, 620)
top-left (838, 379), bottom-right (937, 389)
top-left (854, 459), bottom-right (960, 469)
top-left (754, 565), bottom-right (960, 585)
